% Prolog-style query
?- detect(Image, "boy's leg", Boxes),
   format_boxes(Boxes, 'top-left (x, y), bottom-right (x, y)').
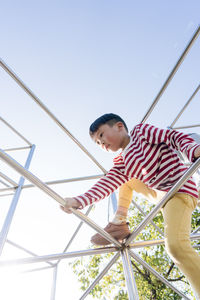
top-left (163, 193), bottom-right (200, 297)
top-left (91, 179), bottom-right (159, 245)
top-left (91, 182), bottom-right (132, 245)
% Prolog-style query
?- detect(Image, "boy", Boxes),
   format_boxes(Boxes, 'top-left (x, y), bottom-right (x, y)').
top-left (61, 113), bottom-right (200, 297)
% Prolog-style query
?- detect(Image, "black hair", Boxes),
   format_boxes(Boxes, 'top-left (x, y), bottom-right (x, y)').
top-left (89, 113), bottom-right (128, 136)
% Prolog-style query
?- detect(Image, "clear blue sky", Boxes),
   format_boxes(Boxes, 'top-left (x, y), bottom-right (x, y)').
top-left (1, 1), bottom-right (200, 299)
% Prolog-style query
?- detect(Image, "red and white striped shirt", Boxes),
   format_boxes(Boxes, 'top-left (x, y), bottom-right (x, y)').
top-left (75, 124), bottom-right (199, 208)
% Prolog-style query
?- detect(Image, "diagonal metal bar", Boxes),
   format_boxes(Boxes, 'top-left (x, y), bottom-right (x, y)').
top-left (79, 252), bottom-right (120, 300)
top-left (132, 199), bottom-right (163, 236)
top-left (125, 158), bottom-right (200, 246)
top-left (121, 248), bottom-right (139, 299)
top-left (0, 148), bottom-right (121, 247)
top-left (170, 84), bottom-right (200, 128)
top-left (0, 171), bottom-right (17, 187)
top-left (0, 59), bottom-right (107, 174)
top-left (6, 239), bottom-right (55, 267)
top-left (141, 25), bottom-right (200, 123)
top-left (129, 250), bottom-right (190, 299)
top-left (0, 179), bottom-right (10, 188)
top-left (0, 116), bottom-right (32, 146)
top-left (56, 205), bottom-right (93, 265)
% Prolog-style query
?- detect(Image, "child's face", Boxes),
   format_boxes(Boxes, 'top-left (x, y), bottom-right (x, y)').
top-left (92, 122), bottom-right (129, 152)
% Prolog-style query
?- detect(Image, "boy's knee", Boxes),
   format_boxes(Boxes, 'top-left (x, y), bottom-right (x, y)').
top-left (165, 236), bottom-right (187, 263)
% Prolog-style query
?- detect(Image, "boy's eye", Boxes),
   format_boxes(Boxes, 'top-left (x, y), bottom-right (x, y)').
top-left (100, 133), bottom-right (103, 138)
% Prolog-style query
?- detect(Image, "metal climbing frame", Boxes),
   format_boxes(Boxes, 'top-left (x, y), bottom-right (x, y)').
top-left (0, 25), bottom-right (200, 299)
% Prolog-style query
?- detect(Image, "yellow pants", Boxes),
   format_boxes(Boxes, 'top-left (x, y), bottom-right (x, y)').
top-left (119, 179), bottom-right (200, 297)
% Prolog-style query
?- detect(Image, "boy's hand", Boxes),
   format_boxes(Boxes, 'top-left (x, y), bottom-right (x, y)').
top-left (60, 197), bottom-right (80, 214)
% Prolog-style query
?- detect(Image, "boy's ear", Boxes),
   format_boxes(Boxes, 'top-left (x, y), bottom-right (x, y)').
top-left (116, 121), bottom-right (125, 130)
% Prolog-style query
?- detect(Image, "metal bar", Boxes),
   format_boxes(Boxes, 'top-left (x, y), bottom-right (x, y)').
top-left (0, 171), bottom-right (17, 187)
top-left (0, 59), bottom-right (107, 174)
top-left (50, 266), bottom-right (58, 300)
top-left (2, 233), bottom-right (199, 268)
top-left (0, 116), bottom-right (32, 146)
top-left (0, 193), bottom-right (14, 197)
top-left (4, 146), bottom-right (32, 152)
top-left (141, 25), bottom-right (200, 123)
top-left (128, 233), bottom-right (200, 249)
top-left (132, 199), bottom-right (164, 236)
top-left (170, 84), bottom-right (200, 128)
top-left (0, 174), bottom-right (104, 192)
top-left (56, 206), bottom-right (93, 266)
top-left (80, 252), bottom-right (120, 300)
top-left (0, 180), bottom-right (10, 188)
top-left (121, 248), bottom-right (139, 299)
top-left (6, 239), bottom-right (55, 267)
top-left (129, 250), bottom-right (190, 299)
top-left (0, 247), bottom-right (118, 267)
top-left (0, 145), bottom-right (35, 255)
top-left (172, 124), bottom-right (200, 130)
top-left (192, 226), bottom-right (200, 234)
top-left (0, 148), bottom-right (122, 247)
top-left (22, 265), bottom-right (55, 274)
top-left (125, 158), bottom-right (200, 246)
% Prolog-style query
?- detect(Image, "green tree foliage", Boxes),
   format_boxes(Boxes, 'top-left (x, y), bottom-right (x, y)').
top-left (71, 197), bottom-right (199, 299)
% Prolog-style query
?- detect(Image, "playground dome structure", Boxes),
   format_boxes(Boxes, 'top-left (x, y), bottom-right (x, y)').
top-left (0, 25), bottom-right (200, 300)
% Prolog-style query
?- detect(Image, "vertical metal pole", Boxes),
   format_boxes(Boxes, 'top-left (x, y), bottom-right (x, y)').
top-left (50, 266), bottom-right (58, 300)
top-left (0, 145), bottom-right (35, 255)
top-left (121, 248), bottom-right (139, 300)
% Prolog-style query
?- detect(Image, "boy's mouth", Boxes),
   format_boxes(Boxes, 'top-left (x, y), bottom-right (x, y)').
top-left (104, 144), bottom-right (110, 151)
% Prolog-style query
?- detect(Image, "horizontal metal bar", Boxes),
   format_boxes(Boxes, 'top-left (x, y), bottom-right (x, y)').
top-left (125, 158), bottom-right (200, 245)
top-left (0, 193), bottom-right (14, 197)
top-left (170, 84), bottom-right (200, 128)
top-left (21, 265), bottom-right (55, 274)
top-left (0, 174), bottom-right (104, 192)
top-left (0, 247), bottom-right (118, 267)
top-left (172, 124), bottom-right (200, 130)
top-left (0, 116), bottom-right (32, 146)
top-left (0, 59), bottom-right (107, 174)
top-left (129, 233), bottom-right (200, 249)
top-left (0, 148), bottom-right (122, 247)
top-left (141, 25), bottom-right (200, 123)
top-left (129, 250), bottom-right (190, 299)
top-left (3, 146), bottom-right (32, 152)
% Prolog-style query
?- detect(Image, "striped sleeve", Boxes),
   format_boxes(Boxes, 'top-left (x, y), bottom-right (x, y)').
top-left (137, 123), bottom-right (200, 162)
top-left (74, 162), bottom-right (129, 208)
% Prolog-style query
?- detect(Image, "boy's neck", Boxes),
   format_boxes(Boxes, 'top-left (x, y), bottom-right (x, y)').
top-left (121, 135), bottom-right (130, 150)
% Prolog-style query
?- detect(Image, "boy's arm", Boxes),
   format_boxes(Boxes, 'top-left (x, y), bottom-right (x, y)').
top-left (74, 166), bottom-right (129, 208)
top-left (61, 164), bottom-right (129, 213)
top-left (138, 123), bottom-right (200, 162)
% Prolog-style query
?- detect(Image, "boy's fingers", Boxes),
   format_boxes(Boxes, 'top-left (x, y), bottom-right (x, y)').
top-left (60, 205), bottom-right (73, 214)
